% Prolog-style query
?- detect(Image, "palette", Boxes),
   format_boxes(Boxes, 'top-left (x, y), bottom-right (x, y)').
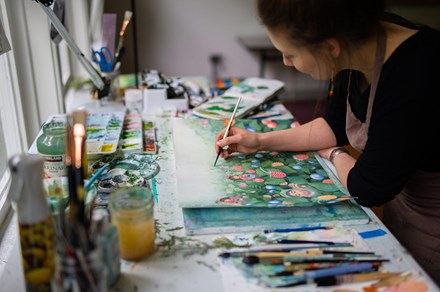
top-left (142, 119), bottom-right (157, 154)
top-left (90, 153), bottom-right (160, 210)
top-left (86, 112), bottom-right (126, 156)
top-left (118, 113), bottom-right (143, 152)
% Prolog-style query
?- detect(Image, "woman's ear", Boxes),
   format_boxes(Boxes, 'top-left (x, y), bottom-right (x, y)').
top-left (324, 38), bottom-right (341, 58)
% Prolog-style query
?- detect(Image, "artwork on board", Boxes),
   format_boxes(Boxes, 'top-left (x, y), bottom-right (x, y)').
top-left (173, 118), bottom-right (353, 209)
top-left (192, 77), bottom-right (285, 120)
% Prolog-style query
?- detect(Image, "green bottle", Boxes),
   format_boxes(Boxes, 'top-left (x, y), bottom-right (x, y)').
top-left (36, 120), bottom-right (67, 178)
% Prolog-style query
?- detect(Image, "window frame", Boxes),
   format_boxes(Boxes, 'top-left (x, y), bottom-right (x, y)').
top-left (0, 0), bottom-right (93, 226)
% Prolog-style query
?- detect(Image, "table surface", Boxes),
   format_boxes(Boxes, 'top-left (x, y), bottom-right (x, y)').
top-left (108, 115), bottom-right (439, 292)
top-left (3, 95), bottom-right (438, 291)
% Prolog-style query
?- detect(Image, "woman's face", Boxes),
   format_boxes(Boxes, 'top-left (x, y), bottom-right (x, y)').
top-left (267, 29), bottom-right (332, 81)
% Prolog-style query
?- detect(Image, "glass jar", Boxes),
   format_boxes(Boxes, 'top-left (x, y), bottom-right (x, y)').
top-left (37, 121), bottom-right (67, 178)
top-left (53, 247), bottom-right (107, 292)
top-left (109, 187), bottom-right (155, 261)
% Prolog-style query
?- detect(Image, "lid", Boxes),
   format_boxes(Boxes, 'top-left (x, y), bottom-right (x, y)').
top-left (42, 121), bottom-right (66, 135)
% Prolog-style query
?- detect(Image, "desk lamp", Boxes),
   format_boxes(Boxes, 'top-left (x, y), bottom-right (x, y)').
top-left (32, 0), bottom-right (111, 100)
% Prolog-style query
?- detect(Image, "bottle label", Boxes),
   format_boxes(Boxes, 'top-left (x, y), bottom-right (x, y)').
top-left (41, 154), bottom-right (67, 178)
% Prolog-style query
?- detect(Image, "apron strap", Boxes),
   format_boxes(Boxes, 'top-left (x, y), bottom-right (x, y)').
top-left (365, 27), bottom-right (387, 126)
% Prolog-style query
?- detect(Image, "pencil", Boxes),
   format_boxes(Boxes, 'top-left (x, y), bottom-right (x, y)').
top-left (214, 96), bottom-right (242, 166)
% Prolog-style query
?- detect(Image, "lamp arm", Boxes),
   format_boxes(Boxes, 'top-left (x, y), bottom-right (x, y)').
top-left (33, 0), bottom-right (110, 98)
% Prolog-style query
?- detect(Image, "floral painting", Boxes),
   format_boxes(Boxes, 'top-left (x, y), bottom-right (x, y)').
top-left (173, 118), bottom-right (352, 208)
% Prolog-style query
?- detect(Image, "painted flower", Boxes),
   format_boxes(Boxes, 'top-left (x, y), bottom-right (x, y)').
top-left (262, 119), bottom-right (272, 125)
top-left (294, 154), bottom-right (309, 160)
top-left (251, 165), bottom-right (259, 168)
top-left (270, 151), bottom-right (279, 156)
top-left (291, 121), bottom-right (300, 128)
top-left (268, 200), bottom-right (282, 205)
top-left (263, 195), bottom-right (272, 199)
top-left (245, 125), bottom-right (256, 132)
top-left (270, 171), bottom-right (286, 178)
top-left (282, 201), bottom-right (294, 205)
top-left (322, 179), bottom-right (333, 184)
top-left (318, 195), bottom-right (337, 201)
top-left (254, 178), bottom-right (265, 183)
top-left (255, 153), bottom-right (264, 158)
top-left (241, 173), bottom-right (256, 180)
top-left (292, 165), bottom-right (302, 170)
top-left (267, 122), bottom-right (278, 128)
top-left (251, 159), bottom-right (260, 163)
top-left (246, 169), bottom-right (256, 173)
top-left (232, 165), bottom-right (243, 171)
top-left (272, 162), bottom-right (284, 167)
top-left (286, 188), bottom-right (314, 198)
top-left (218, 195), bottom-right (245, 206)
top-left (265, 185), bottom-right (276, 190)
top-left (310, 173), bottom-right (324, 180)
top-left (239, 182), bottom-right (247, 188)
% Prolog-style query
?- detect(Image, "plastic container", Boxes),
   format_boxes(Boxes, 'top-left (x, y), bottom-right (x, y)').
top-left (8, 154), bottom-right (56, 291)
top-left (36, 121), bottom-right (67, 178)
top-left (124, 89), bottom-right (144, 113)
top-left (109, 187), bottom-right (155, 261)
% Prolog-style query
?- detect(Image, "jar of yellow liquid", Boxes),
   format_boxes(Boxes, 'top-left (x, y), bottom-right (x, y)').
top-left (109, 187), bottom-right (155, 261)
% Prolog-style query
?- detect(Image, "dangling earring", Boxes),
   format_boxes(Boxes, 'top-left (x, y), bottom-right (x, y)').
top-left (328, 68), bottom-right (335, 97)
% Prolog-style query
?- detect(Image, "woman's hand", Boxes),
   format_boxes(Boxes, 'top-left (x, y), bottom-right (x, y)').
top-left (214, 126), bottom-right (261, 159)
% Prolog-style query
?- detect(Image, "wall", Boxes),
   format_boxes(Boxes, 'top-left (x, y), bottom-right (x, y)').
top-left (104, 0), bottom-right (327, 101)
top-left (104, 0), bottom-right (440, 101)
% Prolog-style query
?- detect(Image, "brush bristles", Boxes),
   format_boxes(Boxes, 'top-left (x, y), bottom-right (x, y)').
top-left (124, 10), bottom-right (133, 21)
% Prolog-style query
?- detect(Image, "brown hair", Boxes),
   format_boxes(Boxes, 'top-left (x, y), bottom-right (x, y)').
top-left (257, 0), bottom-right (385, 46)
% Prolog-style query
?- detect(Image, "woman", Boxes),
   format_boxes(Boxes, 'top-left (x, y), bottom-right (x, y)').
top-left (215, 0), bottom-right (440, 284)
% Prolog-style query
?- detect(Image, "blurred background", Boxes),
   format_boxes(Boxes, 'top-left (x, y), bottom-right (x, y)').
top-left (102, 0), bottom-right (440, 122)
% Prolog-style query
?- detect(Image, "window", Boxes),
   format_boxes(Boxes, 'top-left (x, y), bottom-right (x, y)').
top-left (0, 0), bottom-right (92, 227)
top-left (0, 49), bottom-right (25, 224)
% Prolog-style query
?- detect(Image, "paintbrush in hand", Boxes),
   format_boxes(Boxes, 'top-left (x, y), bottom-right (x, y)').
top-left (214, 96), bottom-right (242, 166)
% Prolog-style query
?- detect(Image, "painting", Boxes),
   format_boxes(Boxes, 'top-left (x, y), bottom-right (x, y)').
top-left (173, 118), bottom-right (353, 209)
top-left (192, 77), bottom-right (285, 120)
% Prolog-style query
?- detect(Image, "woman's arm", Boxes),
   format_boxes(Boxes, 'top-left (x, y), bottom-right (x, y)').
top-left (215, 117), bottom-right (338, 158)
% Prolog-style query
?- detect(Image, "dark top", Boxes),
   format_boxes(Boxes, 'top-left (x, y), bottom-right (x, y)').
top-left (324, 25), bottom-right (440, 207)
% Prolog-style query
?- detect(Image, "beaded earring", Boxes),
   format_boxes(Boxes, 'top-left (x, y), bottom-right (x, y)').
top-left (328, 69), bottom-right (335, 97)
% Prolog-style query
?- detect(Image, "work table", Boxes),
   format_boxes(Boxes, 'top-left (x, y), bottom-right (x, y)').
top-left (1, 97), bottom-right (438, 291)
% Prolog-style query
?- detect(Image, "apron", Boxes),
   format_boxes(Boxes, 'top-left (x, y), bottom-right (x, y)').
top-left (345, 27), bottom-right (440, 285)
